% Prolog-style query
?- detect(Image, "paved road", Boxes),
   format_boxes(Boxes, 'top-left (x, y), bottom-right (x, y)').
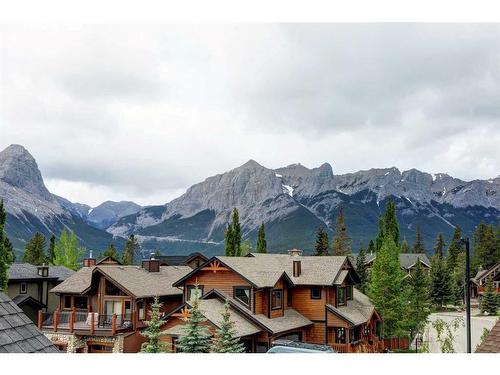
top-left (421, 310), bottom-right (497, 353)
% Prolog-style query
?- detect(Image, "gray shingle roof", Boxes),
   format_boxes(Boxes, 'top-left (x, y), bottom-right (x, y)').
top-left (358, 253), bottom-right (430, 269)
top-left (50, 265), bottom-right (192, 298)
top-left (326, 288), bottom-right (375, 326)
top-left (476, 319), bottom-right (500, 353)
top-left (214, 253), bottom-right (349, 288)
top-left (0, 291), bottom-right (58, 353)
top-left (8, 263), bottom-right (75, 281)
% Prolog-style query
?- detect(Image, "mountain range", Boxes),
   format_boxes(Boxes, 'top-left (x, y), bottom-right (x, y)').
top-left (1, 144), bottom-right (499, 258)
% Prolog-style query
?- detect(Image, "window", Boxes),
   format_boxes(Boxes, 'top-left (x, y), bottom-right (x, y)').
top-left (310, 287), bottom-right (322, 300)
top-left (137, 301), bottom-right (145, 320)
top-left (271, 289), bottom-right (283, 310)
top-left (105, 280), bottom-right (122, 296)
top-left (346, 285), bottom-right (352, 300)
top-left (124, 301), bottom-right (132, 319)
top-left (335, 327), bottom-right (346, 344)
top-left (64, 296), bottom-right (72, 309)
top-left (234, 287), bottom-right (250, 307)
top-left (19, 283), bottom-right (27, 294)
top-left (187, 285), bottom-right (203, 301)
top-left (337, 287), bottom-right (346, 306)
top-left (74, 296), bottom-right (88, 310)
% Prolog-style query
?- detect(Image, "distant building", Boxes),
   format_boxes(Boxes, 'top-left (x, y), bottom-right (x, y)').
top-left (6, 263), bottom-right (74, 323)
top-left (155, 252), bottom-right (208, 269)
top-left (353, 253), bottom-right (431, 279)
top-left (471, 262), bottom-right (500, 299)
top-left (0, 291), bottom-right (58, 353)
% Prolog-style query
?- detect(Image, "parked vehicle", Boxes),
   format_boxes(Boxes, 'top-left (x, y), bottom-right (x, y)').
top-left (267, 339), bottom-right (335, 353)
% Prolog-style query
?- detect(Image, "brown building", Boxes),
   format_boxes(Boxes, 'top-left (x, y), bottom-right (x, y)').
top-left (6, 263), bottom-right (74, 323)
top-left (471, 262), bottom-right (500, 299)
top-left (155, 252), bottom-right (208, 269)
top-left (360, 253), bottom-right (431, 279)
top-left (160, 250), bottom-right (382, 353)
top-left (40, 256), bottom-right (191, 353)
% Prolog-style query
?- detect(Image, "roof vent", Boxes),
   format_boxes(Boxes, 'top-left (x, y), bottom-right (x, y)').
top-left (288, 248), bottom-right (303, 257)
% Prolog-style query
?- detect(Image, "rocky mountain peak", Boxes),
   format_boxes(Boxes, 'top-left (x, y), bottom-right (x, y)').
top-left (0, 144), bottom-right (53, 201)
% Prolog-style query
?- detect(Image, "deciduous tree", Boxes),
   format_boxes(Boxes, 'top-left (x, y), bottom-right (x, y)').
top-left (53, 229), bottom-right (85, 271)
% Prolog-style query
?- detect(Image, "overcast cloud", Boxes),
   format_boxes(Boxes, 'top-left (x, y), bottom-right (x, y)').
top-left (1, 24), bottom-right (499, 206)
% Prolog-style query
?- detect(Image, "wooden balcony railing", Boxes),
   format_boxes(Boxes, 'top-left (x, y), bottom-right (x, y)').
top-left (38, 309), bottom-right (134, 335)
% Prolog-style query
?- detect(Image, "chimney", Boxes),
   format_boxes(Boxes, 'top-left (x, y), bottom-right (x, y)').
top-left (142, 255), bottom-right (160, 272)
top-left (288, 248), bottom-right (303, 257)
top-left (293, 260), bottom-right (301, 277)
top-left (83, 250), bottom-right (96, 267)
top-left (37, 264), bottom-right (49, 277)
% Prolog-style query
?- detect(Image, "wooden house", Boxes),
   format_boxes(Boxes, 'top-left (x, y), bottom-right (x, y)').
top-left (360, 253), bottom-right (431, 279)
top-left (471, 262), bottom-right (500, 299)
top-left (160, 250), bottom-right (383, 353)
top-left (155, 252), bottom-right (208, 269)
top-left (40, 256), bottom-right (191, 353)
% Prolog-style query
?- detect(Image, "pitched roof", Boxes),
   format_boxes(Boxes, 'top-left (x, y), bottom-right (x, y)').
top-left (0, 292), bottom-right (58, 353)
top-left (357, 253), bottom-right (430, 269)
top-left (8, 263), bottom-right (75, 281)
top-left (326, 289), bottom-right (376, 326)
top-left (473, 262), bottom-right (500, 284)
top-left (155, 252), bottom-right (208, 266)
top-left (50, 265), bottom-right (192, 298)
top-left (11, 295), bottom-right (45, 308)
top-left (178, 253), bottom-right (351, 288)
top-left (476, 319), bottom-right (500, 353)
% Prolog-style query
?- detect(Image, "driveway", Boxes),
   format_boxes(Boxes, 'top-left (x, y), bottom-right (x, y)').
top-left (420, 310), bottom-right (498, 353)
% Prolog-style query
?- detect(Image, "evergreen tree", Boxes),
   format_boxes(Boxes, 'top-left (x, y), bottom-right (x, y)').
top-left (332, 205), bottom-right (351, 256)
top-left (224, 225), bottom-right (234, 256)
top-left (256, 223), bottom-right (267, 254)
top-left (375, 215), bottom-right (385, 251)
top-left (451, 251), bottom-right (466, 305)
top-left (47, 235), bottom-right (56, 264)
top-left (412, 224), bottom-right (426, 254)
top-left (480, 277), bottom-right (499, 315)
top-left (122, 234), bottom-right (139, 265)
top-left (231, 209), bottom-right (241, 257)
top-left (103, 244), bottom-right (119, 259)
top-left (367, 240), bottom-right (376, 255)
top-left (368, 236), bottom-right (406, 338)
top-left (4, 237), bottom-right (14, 264)
top-left (383, 200), bottom-right (400, 246)
top-left (0, 200), bottom-right (7, 291)
top-left (429, 254), bottom-right (453, 309)
top-left (240, 240), bottom-right (252, 257)
top-left (400, 239), bottom-right (410, 253)
top-left (474, 222), bottom-right (499, 270)
top-left (210, 300), bottom-right (245, 353)
top-left (53, 229), bottom-right (85, 271)
top-left (314, 225), bottom-right (329, 256)
top-left (446, 226), bottom-right (463, 270)
top-left (176, 288), bottom-right (211, 353)
top-left (356, 247), bottom-right (369, 294)
top-left (23, 232), bottom-right (47, 265)
top-left (141, 296), bottom-right (168, 353)
top-left (407, 261), bottom-right (431, 334)
top-left (434, 233), bottom-right (446, 257)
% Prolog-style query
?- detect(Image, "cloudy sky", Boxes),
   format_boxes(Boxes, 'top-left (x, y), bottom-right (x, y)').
top-left (1, 24), bottom-right (499, 206)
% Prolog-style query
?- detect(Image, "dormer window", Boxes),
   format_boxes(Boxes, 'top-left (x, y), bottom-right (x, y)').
top-left (337, 287), bottom-right (346, 306)
top-left (271, 289), bottom-right (283, 310)
top-left (346, 285), bottom-right (353, 301)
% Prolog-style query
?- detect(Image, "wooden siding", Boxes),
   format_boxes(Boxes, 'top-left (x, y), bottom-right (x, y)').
top-left (291, 286), bottom-right (327, 321)
top-left (254, 289), bottom-right (266, 315)
top-left (326, 309), bottom-right (350, 328)
top-left (305, 322), bottom-right (326, 344)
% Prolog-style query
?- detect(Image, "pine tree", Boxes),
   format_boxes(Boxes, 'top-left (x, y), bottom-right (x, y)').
top-left (451, 251), bottom-right (466, 305)
top-left (412, 224), bottom-right (425, 254)
top-left (384, 200), bottom-right (400, 246)
top-left (446, 226), bottom-right (463, 270)
top-left (103, 244), bottom-right (119, 259)
top-left (210, 300), bottom-right (245, 353)
top-left (140, 296), bottom-right (168, 353)
top-left (367, 240), bottom-right (376, 255)
top-left (176, 289), bottom-right (211, 353)
top-left (256, 223), bottom-right (267, 254)
top-left (429, 254), bottom-right (453, 309)
top-left (122, 234), bottom-right (139, 265)
top-left (356, 247), bottom-right (369, 294)
top-left (4, 236), bottom-right (15, 264)
top-left (0, 200), bottom-right (7, 291)
top-left (23, 232), bottom-right (47, 265)
top-left (231, 209), bottom-right (241, 257)
top-left (407, 261), bottom-right (431, 334)
top-left (375, 215), bottom-right (385, 251)
top-left (47, 235), bottom-right (56, 264)
top-left (314, 225), bottom-right (329, 256)
top-left (434, 233), bottom-right (446, 257)
top-left (400, 238), bottom-right (410, 253)
top-left (368, 236), bottom-right (406, 338)
top-left (474, 222), bottom-right (499, 270)
top-left (332, 205), bottom-right (351, 256)
top-left (480, 277), bottom-right (499, 315)
top-left (53, 229), bottom-right (85, 271)
top-left (224, 225), bottom-right (234, 256)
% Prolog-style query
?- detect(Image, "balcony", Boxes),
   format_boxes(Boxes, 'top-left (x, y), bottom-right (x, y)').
top-left (39, 309), bottom-right (136, 335)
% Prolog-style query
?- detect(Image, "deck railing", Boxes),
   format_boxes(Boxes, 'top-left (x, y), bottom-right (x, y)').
top-left (39, 310), bottom-right (134, 335)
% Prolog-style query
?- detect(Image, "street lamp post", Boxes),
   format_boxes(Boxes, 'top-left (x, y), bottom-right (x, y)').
top-left (461, 237), bottom-right (472, 353)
